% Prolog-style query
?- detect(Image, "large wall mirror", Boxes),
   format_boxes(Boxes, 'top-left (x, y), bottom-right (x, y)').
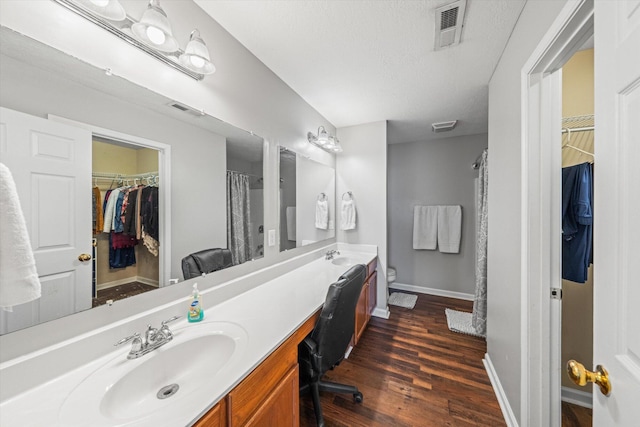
top-left (0, 28), bottom-right (264, 334)
top-left (279, 147), bottom-right (336, 251)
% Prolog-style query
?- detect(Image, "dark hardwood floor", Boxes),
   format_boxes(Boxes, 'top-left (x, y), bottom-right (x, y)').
top-left (562, 401), bottom-right (592, 427)
top-left (300, 293), bottom-right (505, 426)
top-left (92, 281), bottom-right (156, 307)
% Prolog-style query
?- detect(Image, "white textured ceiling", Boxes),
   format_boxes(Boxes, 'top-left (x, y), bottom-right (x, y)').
top-left (194, 0), bottom-right (526, 144)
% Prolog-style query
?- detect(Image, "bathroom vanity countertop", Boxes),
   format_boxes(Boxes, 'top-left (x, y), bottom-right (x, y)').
top-left (0, 248), bottom-right (376, 427)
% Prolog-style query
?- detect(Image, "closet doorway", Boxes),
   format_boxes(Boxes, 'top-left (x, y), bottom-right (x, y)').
top-left (559, 47), bottom-right (594, 426)
top-left (91, 137), bottom-right (160, 307)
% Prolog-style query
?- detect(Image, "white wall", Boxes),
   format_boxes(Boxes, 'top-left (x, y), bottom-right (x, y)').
top-left (336, 121), bottom-right (389, 316)
top-left (388, 134), bottom-right (487, 295)
top-left (487, 0), bottom-right (569, 422)
top-left (0, 54), bottom-right (227, 282)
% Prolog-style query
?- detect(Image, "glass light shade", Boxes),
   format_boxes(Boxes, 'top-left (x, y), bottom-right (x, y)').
top-left (131, 0), bottom-right (179, 53)
top-left (325, 136), bottom-right (343, 153)
top-left (179, 29), bottom-right (216, 74)
top-left (75, 0), bottom-right (126, 21)
top-left (316, 127), bottom-right (330, 146)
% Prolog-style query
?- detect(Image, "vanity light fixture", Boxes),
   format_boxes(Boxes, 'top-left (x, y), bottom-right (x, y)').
top-left (53, 0), bottom-right (216, 80)
top-left (307, 126), bottom-right (343, 153)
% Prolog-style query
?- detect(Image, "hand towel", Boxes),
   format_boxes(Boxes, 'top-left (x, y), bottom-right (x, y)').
top-left (437, 205), bottom-right (462, 253)
top-left (413, 206), bottom-right (438, 250)
top-left (341, 199), bottom-right (356, 230)
top-left (286, 206), bottom-right (296, 241)
top-left (315, 199), bottom-right (329, 229)
top-left (0, 163), bottom-right (41, 310)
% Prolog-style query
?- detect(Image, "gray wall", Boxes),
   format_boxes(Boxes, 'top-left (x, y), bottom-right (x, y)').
top-left (487, 0), bottom-right (568, 422)
top-left (388, 134), bottom-right (487, 295)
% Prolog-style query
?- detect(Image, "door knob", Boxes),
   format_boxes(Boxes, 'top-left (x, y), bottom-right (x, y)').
top-left (567, 360), bottom-right (611, 396)
top-left (78, 253), bottom-right (92, 262)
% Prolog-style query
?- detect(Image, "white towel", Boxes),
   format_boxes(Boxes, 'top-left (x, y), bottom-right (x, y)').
top-left (0, 163), bottom-right (41, 310)
top-left (413, 206), bottom-right (438, 250)
top-left (315, 199), bottom-right (328, 229)
top-left (341, 199), bottom-right (356, 230)
top-left (437, 205), bottom-right (462, 253)
top-left (286, 206), bottom-right (296, 241)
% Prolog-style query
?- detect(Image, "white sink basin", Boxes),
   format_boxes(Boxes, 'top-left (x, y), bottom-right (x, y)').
top-left (59, 321), bottom-right (247, 426)
top-left (331, 256), bottom-right (356, 266)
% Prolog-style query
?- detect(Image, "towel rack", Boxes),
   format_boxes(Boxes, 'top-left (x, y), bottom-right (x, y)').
top-left (342, 191), bottom-right (353, 201)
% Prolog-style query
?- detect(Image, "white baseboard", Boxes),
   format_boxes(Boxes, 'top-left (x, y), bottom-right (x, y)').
top-left (390, 282), bottom-right (474, 301)
top-left (372, 306), bottom-right (390, 319)
top-left (561, 386), bottom-right (592, 409)
top-left (483, 353), bottom-right (518, 427)
top-left (97, 276), bottom-right (159, 291)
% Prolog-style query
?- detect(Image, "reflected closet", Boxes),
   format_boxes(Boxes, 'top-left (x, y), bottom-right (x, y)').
top-left (92, 137), bottom-right (160, 307)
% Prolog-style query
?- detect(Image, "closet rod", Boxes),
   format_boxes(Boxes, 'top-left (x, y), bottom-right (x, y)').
top-left (92, 171), bottom-right (158, 179)
top-left (226, 169), bottom-right (263, 178)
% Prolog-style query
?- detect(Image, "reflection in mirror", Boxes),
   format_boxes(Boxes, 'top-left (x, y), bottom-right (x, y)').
top-left (279, 147), bottom-right (336, 252)
top-left (0, 28), bottom-right (264, 335)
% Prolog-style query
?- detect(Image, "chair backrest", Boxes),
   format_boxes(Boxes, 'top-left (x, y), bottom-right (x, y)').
top-left (181, 248), bottom-right (233, 280)
top-left (311, 264), bottom-right (367, 374)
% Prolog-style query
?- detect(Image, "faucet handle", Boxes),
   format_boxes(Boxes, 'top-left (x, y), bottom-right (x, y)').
top-left (161, 315), bottom-right (181, 326)
top-left (115, 332), bottom-right (140, 347)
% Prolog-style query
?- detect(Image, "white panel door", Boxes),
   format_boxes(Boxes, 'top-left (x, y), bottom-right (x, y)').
top-left (0, 107), bottom-right (92, 334)
top-left (593, 1), bottom-right (640, 424)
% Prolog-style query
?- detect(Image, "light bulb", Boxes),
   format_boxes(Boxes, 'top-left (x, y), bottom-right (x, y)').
top-left (146, 26), bottom-right (166, 45)
top-left (190, 56), bottom-right (205, 69)
top-left (90, 0), bottom-right (109, 6)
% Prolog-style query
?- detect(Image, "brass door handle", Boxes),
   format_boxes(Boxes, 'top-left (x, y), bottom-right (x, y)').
top-left (78, 253), bottom-right (92, 262)
top-left (567, 360), bottom-right (611, 396)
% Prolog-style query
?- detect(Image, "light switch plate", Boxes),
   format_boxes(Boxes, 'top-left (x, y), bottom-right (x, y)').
top-left (268, 229), bottom-right (276, 246)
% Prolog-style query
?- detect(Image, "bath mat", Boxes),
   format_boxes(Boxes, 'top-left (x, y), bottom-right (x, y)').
top-left (388, 292), bottom-right (418, 309)
top-left (445, 308), bottom-right (485, 338)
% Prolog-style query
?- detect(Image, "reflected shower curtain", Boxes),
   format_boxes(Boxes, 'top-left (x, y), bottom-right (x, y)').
top-left (227, 171), bottom-right (252, 265)
top-left (472, 149), bottom-right (488, 337)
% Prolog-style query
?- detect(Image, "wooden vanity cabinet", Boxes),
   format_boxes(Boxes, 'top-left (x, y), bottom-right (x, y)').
top-left (194, 313), bottom-right (317, 427)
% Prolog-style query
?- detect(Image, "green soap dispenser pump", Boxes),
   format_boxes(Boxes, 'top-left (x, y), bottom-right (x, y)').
top-left (188, 283), bottom-right (204, 322)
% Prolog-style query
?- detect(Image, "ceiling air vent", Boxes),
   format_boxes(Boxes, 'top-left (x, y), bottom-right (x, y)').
top-left (432, 120), bottom-right (458, 133)
top-left (167, 101), bottom-right (205, 117)
top-left (434, 0), bottom-right (467, 50)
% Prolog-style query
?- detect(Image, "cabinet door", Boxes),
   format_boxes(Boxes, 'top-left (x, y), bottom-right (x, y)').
top-left (193, 399), bottom-right (226, 427)
top-left (354, 282), bottom-right (369, 344)
top-left (245, 365), bottom-right (299, 427)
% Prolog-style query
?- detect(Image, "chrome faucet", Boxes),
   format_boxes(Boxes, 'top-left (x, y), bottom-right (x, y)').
top-left (115, 315), bottom-right (180, 359)
top-left (325, 249), bottom-right (340, 260)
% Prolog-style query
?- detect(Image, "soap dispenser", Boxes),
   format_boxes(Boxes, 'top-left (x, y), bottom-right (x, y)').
top-left (188, 283), bottom-right (204, 323)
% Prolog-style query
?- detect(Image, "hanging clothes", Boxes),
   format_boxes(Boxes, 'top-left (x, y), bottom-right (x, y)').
top-left (92, 186), bottom-right (103, 235)
top-left (561, 162), bottom-right (593, 283)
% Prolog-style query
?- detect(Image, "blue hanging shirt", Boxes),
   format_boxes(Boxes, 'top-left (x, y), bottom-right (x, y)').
top-left (561, 162), bottom-right (593, 283)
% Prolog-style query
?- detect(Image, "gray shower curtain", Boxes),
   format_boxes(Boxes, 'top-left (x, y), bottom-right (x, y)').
top-left (472, 149), bottom-right (488, 337)
top-left (227, 171), bottom-right (252, 265)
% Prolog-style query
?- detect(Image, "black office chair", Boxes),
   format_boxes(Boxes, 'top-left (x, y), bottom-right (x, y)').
top-left (298, 264), bottom-right (367, 427)
top-left (181, 248), bottom-right (233, 280)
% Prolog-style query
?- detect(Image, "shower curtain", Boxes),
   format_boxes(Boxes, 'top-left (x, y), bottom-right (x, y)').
top-left (227, 171), bottom-right (252, 265)
top-left (472, 149), bottom-right (488, 337)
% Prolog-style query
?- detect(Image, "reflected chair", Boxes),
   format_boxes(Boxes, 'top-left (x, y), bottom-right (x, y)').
top-left (298, 264), bottom-right (367, 427)
top-left (181, 248), bottom-right (233, 280)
